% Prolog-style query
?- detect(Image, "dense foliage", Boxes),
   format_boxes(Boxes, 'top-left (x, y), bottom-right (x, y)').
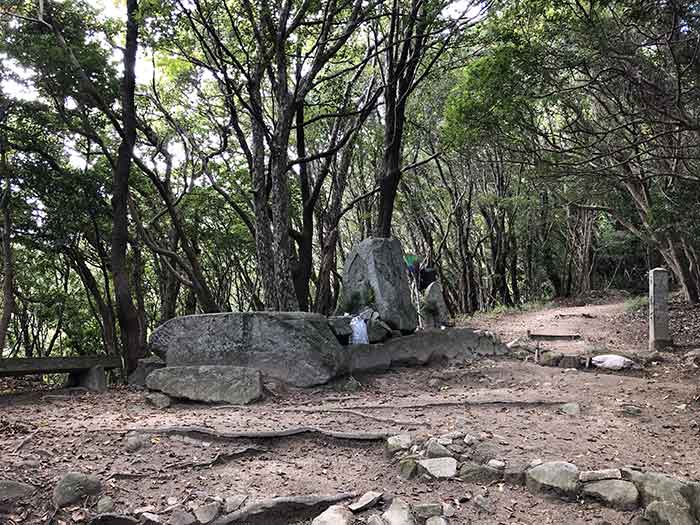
top-left (0, 0), bottom-right (698, 368)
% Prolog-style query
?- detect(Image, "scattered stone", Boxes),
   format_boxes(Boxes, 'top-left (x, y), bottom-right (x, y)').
top-left (459, 463), bottom-right (503, 483)
top-left (582, 479), bottom-right (640, 510)
top-left (124, 435), bottom-right (145, 453)
top-left (0, 480), bottom-right (34, 503)
top-left (622, 404), bottom-right (643, 416)
top-left (128, 356), bottom-right (165, 386)
top-left (417, 458), bottom-right (458, 479)
top-left (473, 494), bottom-right (493, 513)
top-left (399, 457), bottom-right (418, 480)
top-left (193, 502), bottom-right (220, 524)
top-left (463, 434), bottom-right (478, 446)
top-left (525, 461), bottom-right (579, 498)
top-left (386, 434), bottom-right (414, 454)
top-left (412, 502), bottom-right (442, 519)
top-left (152, 312), bottom-right (345, 387)
top-left (644, 501), bottom-right (695, 525)
top-left (382, 498), bottom-right (416, 525)
top-left (223, 495), bottom-right (248, 513)
top-left (349, 491), bottom-right (383, 513)
top-left (141, 512), bottom-right (162, 524)
top-left (487, 459), bottom-right (506, 470)
top-left (146, 366), bottom-right (263, 404)
top-left (426, 518), bottom-right (449, 525)
top-left (442, 503), bottom-right (456, 516)
top-left (53, 472), bottom-right (102, 508)
top-left (367, 516), bottom-right (386, 525)
top-left (422, 282), bottom-right (450, 327)
top-left (96, 496), bottom-right (115, 513)
top-left (336, 376), bottom-right (362, 392)
top-left (336, 238), bottom-right (418, 333)
top-left (579, 469), bottom-right (622, 482)
top-left (311, 504), bottom-right (353, 525)
top-left (559, 402), bottom-right (581, 416)
top-left (425, 438), bottom-right (453, 458)
top-left (145, 392), bottom-right (171, 409)
top-left (168, 510), bottom-right (196, 525)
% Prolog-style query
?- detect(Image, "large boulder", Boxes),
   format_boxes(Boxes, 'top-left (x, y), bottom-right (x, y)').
top-left (336, 238), bottom-right (417, 333)
top-left (421, 282), bottom-right (449, 327)
top-left (151, 312), bottom-right (344, 387)
top-left (146, 366), bottom-right (263, 404)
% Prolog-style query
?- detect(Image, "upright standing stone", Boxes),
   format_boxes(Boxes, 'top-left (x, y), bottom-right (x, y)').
top-left (421, 282), bottom-right (449, 327)
top-left (336, 238), bottom-right (418, 333)
top-left (649, 268), bottom-right (672, 351)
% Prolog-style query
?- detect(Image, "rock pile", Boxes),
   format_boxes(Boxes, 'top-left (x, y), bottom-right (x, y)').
top-left (384, 431), bottom-right (700, 524)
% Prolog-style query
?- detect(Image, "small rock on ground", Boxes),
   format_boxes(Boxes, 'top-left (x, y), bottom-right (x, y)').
top-left (382, 498), bottom-right (416, 525)
top-left (426, 518), bottom-right (449, 525)
top-left (145, 392), bottom-right (171, 409)
top-left (96, 496), bottom-right (115, 513)
top-left (169, 510), bottom-right (196, 525)
top-left (223, 494), bottom-right (248, 513)
top-left (579, 468), bottom-right (622, 482)
top-left (53, 472), bottom-right (102, 508)
top-left (417, 458), bottom-right (457, 479)
top-left (425, 438), bottom-right (453, 458)
top-left (349, 491), bottom-right (383, 513)
top-left (559, 402), bottom-right (581, 416)
top-left (193, 502), bottom-right (220, 524)
top-left (526, 461), bottom-right (579, 497)
top-left (311, 504), bottom-right (353, 525)
top-left (386, 434), bottom-right (414, 453)
top-left (412, 502), bottom-right (442, 519)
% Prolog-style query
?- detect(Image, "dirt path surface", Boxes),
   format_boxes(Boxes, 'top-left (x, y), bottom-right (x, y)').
top-left (2, 295), bottom-right (700, 525)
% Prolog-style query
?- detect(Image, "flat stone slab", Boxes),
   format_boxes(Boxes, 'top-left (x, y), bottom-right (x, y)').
top-left (417, 458), bottom-right (457, 479)
top-left (582, 479), bottom-right (639, 510)
top-left (146, 366), bottom-right (263, 404)
top-left (151, 312), bottom-right (344, 387)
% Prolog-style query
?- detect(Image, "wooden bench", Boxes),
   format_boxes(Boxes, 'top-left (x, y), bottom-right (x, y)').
top-left (0, 356), bottom-right (122, 391)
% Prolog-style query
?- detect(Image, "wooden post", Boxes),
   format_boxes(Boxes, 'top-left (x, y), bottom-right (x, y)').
top-left (649, 268), bottom-right (672, 351)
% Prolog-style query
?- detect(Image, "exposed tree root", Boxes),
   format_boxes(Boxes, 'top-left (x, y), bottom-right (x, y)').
top-left (270, 407), bottom-right (426, 426)
top-left (212, 492), bottom-right (357, 525)
top-left (324, 398), bottom-right (570, 411)
top-left (164, 446), bottom-right (266, 470)
top-left (124, 426), bottom-right (390, 442)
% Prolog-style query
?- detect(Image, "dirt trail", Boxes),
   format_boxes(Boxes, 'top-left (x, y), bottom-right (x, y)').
top-left (468, 298), bottom-right (642, 356)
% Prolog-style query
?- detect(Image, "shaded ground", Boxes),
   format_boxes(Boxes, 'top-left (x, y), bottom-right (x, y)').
top-left (2, 293), bottom-right (700, 524)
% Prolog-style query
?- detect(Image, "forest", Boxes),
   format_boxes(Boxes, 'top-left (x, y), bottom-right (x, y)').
top-left (1, 0), bottom-right (699, 372)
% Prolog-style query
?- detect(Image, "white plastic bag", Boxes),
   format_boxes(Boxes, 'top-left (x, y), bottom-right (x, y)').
top-left (350, 316), bottom-right (369, 344)
top-left (591, 354), bottom-right (637, 370)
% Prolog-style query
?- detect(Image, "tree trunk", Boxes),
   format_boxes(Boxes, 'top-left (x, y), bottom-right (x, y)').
top-left (0, 125), bottom-right (13, 355)
top-left (112, 0), bottom-right (143, 374)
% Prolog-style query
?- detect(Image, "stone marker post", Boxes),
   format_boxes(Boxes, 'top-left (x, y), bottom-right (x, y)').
top-left (649, 267), bottom-right (672, 351)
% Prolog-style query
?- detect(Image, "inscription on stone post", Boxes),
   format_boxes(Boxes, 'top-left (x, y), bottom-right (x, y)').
top-left (649, 267), bottom-right (672, 351)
